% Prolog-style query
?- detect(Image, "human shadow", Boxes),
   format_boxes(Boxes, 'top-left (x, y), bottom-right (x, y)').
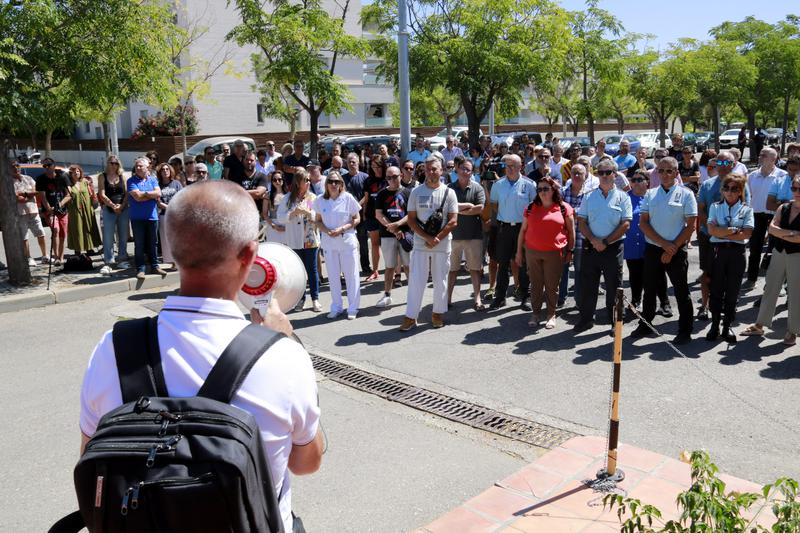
top-left (761, 356), bottom-right (800, 380)
top-left (716, 336), bottom-right (788, 365)
top-left (127, 289), bottom-right (176, 301)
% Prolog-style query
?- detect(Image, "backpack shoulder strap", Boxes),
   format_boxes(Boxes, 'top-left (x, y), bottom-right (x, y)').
top-left (198, 324), bottom-right (287, 403)
top-left (112, 316), bottom-right (168, 403)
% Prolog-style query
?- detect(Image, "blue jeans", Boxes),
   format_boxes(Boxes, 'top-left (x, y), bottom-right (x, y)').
top-left (295, 248), bottom-right (320, 301)
top-left (102, 207), bottom-right (130, 265)
top-left (131, 219), bottom-right (159, 272)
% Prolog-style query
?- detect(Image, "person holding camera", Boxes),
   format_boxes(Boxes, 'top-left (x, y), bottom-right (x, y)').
top-left (400, 156), bottom-right (458, 331)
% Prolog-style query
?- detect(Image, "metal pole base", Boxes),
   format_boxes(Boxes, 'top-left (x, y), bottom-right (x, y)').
top-left (595, 468), bottom-right (625, 483)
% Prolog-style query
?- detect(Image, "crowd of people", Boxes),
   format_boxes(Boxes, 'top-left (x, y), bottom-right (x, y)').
top-left (8, 132), bottom-right (800, 346)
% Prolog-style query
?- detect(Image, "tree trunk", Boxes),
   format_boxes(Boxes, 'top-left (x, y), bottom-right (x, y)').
top-left (658, 114), bottom-right (667, 148)
top-left (670, 116), bottom-right (677, 134)
top-left (572, 119), bottom-right (579, 137)
top-left (102, 122), bottom-right (110, 155)
top-left (44, 130), bottom-right (53, 158)
top-left (587, 114), bottom-right (595, 146)
top-left (781, 93), bottom-right (790, 156)
top-left (712, 104), bottom-right (721, 152)
top-left (617, 113), bottom-right (624, 135)
top-left (309, 109), bottom-right (319, 160)
top-left (462, 96), bottom-right (481, 151)
top-left (746, 112), bottom-right (756, 163)
top-left (0, 141), bottom-right (32, 285)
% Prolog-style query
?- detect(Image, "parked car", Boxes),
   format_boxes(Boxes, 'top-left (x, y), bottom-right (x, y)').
top-left (427, 126), bottom-right (479, 151)
top-left (717, 129), bottom-right (741, 149)
top-left (170, 136), bottom-right (256, 163)
top-left (694, 132), bottom-right (715, 152)
top-left (18, 163), bottom-right (66, 178)
top-left (681, 132), bottom-right (698, 152)
top-left (559, 136), bottom-right (592, 151)
top-left (601, 134), bottom-right (642, 156)
top-left (635, 132), bottom-right (672, 158)
top-left (510, 131), bottom-right (545, 146)
top-left (766, 128), bottom-right (790, 145)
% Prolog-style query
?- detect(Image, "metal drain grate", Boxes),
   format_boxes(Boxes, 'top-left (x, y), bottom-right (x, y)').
top-left (311, 354), bottom-right (578, 449)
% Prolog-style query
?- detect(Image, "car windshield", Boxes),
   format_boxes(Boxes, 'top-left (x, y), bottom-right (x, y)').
top-left (722, 129), bottom-right (740, 136)
top-left (186, 141), bottom-right (213, 156)
top-left (639, 133), bottom-right (655, 141)
top-left (624, 135), bottom-right (639, 141)
top-left (767, 128), bottom-right (782, 134)
top-left (604, 135), bottom-right (622, 143)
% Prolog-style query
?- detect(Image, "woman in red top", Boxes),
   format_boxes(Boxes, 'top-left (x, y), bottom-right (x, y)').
top-left (516, 176), bottom-right (575, 329)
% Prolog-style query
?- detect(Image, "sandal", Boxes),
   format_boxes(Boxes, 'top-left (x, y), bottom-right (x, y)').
top-left (473, 302), bottom-right (486, 312)
top-left (741, 324), bottom-right (764, 336)
top-left (784, 333), bottom-right (797, 346)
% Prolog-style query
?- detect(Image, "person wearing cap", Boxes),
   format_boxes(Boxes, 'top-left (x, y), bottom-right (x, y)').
top-left (223, 140), bottom-right (247, 185)
top-left (306, 160), bottom-right (324, 195)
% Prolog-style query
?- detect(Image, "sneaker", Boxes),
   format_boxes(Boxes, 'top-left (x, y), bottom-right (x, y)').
top-left (27, 257), bottom-right (37, 267)
top-left (399, 317), bottom-right (417, 331)
top-left (658, 303), bottom-right (673, 318)
top-left (347, 312), bottom-right (357, 320)
top-left (784, 332), bottom-right (797, 346)
top-left (376, 295), bottom-right (393, 308)
top-left (153, 267), bottom-right (168, 276)
top-left (484, 288), bottom-right (495, 300)
top-left (136, 271), bottom-right (146, 280)
top-left (431, 313), bottom-right (444, 328)
top-left (40, 256), bottom-right (51, 265)
top-left (100, 265), bottom-right (112, 276)
top-left (327, 309), bottom-right (344, 319)
top-left (293, 298), bottom-right (305, 312)
top-left (696, 306), bottom-right (709, 320)
top-left (544, 316), bottom-right (557, 329)
top-left (312, 300), bottom-right (323, 312)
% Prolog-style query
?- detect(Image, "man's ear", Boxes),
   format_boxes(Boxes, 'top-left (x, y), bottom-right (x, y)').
top-left (239, 241), bottom-right (258, 267)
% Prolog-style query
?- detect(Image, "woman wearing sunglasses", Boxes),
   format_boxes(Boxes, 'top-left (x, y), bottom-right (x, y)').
top-left (743, 174), bottom-right (800, 345)
top-left (705, 173), bottom-right (753, 343)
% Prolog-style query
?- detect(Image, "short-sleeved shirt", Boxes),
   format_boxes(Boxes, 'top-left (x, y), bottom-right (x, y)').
top-left (577, 187), bottom-right (632, 242)
top-left (562, 179), bottom-right (596, 250)
top-left (626, 161), bottom-right (654, 178)
top-left (282, 154), bottom-right (310, 182)
top-left (748, 167), bottom-right (786, 213)
top-left (79, 296), bottom-right (319, 532)
top-left (206, 160), bottom-right (223, 181)
top-left (677, 160), bottom-right (699, 180)
top-left (14, 175), bottom-right (39, 215)
top-left (345, 171), bottom-right (368, 205)
top-left (708, 201), bottom-right (755, 244)
top-left (449, 180), bottom-right (485, 240)
top-left (640, 184), bottom-right (698, 244)
top-left (241, 171), bottom-right (270, 213)
top-left (406, 149), bottom-right (431, 166)
top-left (697, 176), bottom-right (752, 234)
top-left (523, 202), bottom-right (573, 251)
top-left (375, 187), bottom-right (411, 238)
top-left (614, 154), bottom-right (636, 172)
top-left (313, 192), bottom-right (361, 251)
top-left (35, 171), bottom-right (71, 215)
top-left (158, 180), bottom-right (183, 214)
top-left (127, 175), bottom-right (160, 221)
top-left (490, 176), bottom-right (537, 224)
top-left (363, 175), bottom-right (387, 221)
top-left (624, 192), bottom-right (647, 260)
top-left (223, 154), bottom-right (246, 185)
top-left (768, 174), bottom-right (795, 204)
top-left (407, 182), bottom-right (458, 253)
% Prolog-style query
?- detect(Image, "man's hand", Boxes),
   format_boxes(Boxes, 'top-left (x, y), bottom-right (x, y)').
top-left (425, 235), bottom-right (440, 248)
top-left (386, 222), bottom-right (399, 233)
top-left (250, 299), bottom-right (293, 337)
top-left (459, 202), bottom-right (475, 212)
top-left (660, 251), bottom-right (673, 264)
top-left (661, 241), bottom-right (678, 255)
top-left (592, 238), bottom-right (607, 252)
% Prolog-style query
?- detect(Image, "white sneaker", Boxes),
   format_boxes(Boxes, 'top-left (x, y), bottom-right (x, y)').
top-left (100, 265), bottom-right (112, 276)
top-left (376, 295), bottom-right (392, 307)
top-left (312, 300), bottom-right (323, 312)
top-left (327, 309), bottom-right (343, 319)
top-left (27, 257), bottom-right (37, 267)
top-left (40, 256), bottom-right (51, 265)
top-left (347, 313), bottom-right (357, 320)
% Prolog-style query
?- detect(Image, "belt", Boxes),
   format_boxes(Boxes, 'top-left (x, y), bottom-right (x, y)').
top-left (497, 221), bottom-right (520, 227)
top-left (714, 242), bottom-right (745, 248)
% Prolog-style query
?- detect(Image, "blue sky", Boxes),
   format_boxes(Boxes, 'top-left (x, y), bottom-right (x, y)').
top-left (558, 0), bottom-right (796, 50)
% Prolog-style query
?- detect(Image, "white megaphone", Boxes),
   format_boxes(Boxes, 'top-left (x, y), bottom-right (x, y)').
top-left (238, 242), bottom-right (308, 314)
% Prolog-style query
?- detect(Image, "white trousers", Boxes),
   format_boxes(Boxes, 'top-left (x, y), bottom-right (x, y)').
top-left (405, 250), bottom-right (450, 319)
top-left (325, 246), bottom-right (360, 315)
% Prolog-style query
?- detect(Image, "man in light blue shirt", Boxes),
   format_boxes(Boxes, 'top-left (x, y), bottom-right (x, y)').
top-left (440, 135), bottom-right (463, 165)
top-left (613, 140), bottom-right (636, 173)
top-left (575, 159), bottom-right (632, 331)
top-left (407, 136), bottom-right (431, 166)
top-left (489, 154), bottom-right (537, 310)
top-left (632, 156), bottom-right (697, 344)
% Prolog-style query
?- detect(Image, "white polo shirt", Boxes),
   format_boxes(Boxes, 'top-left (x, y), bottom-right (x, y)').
top-left (748, 166), bottom-right (787, 213)
top-left (79, 296), bottom-right (320, 532)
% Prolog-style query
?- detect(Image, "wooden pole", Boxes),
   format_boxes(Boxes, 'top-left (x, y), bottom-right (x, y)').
top-left (597, 287), bottom-right (625, 483)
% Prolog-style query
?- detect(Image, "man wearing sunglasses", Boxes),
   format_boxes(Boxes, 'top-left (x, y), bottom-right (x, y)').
top-left (632, 156), bottom-right (697, 345)
top-left (697, 151), bottom-right (752, 318)
top-left (574, 159), bottom-right (632, 332)
top-left (203, 147), bottom-right (223, 180)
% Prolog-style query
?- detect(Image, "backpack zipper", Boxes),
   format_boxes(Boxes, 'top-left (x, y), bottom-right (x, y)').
top-left (105, 411), bottom-right (252, 437)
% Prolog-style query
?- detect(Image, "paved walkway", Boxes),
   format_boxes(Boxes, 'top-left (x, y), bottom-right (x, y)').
top-left (419, 436), bottom-right (775, 532)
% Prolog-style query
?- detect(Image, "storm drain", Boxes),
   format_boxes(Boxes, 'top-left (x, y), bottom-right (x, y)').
top-left (311, 354), bottom-right (578, 449)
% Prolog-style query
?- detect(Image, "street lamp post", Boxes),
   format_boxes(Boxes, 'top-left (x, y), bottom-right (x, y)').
top-left (397, 0), bottom-right (411, 159)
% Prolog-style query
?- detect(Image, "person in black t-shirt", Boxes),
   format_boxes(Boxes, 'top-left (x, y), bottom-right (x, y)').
top-left (362, 154), bottom-right (388, 282)
top-left (283, 140), bottom-right (310, 183)
top-left (374, 166), bottom-right (410, 307)
top-left (35, 158), bottom-right (72, 264)
top-left (240, 152), bottom-right (269, 214)
top-left (223, 140), bottom-right (247, 185)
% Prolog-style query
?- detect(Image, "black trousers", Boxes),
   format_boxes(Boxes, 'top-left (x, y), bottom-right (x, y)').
top-left (747, 212), bottom-right (773, 282)
top-left (710, 243), bottom-right (746, 324)
top-left (579, 241), bottom-right (623, 323)
top-left (495, 223), bottom-right (528, 301)
top-left (356, 222), bottom-right (371, 273)
top-left (626, 258), bottom-right (667, 306)
top-left (641, 244), bottom-right (693, 334)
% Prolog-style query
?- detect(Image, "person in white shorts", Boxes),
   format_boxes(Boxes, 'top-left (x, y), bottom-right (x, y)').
top-left (447, 157), bottom-right (486, 310)
top-left (11, 161), bottom-right (48, 265)
top-left (400, 156), bottom-right (458, 330)
top-left (313, 170), bottom-right (362, 319)
top-left (375, 166), bottom-right (412, 307)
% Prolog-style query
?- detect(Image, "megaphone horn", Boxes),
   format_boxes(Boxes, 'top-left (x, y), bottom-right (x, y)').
top-left (238, 242), bottom-right (308, 313)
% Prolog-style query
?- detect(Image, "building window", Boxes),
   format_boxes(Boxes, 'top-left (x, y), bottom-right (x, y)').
top-left (257, 104), bottom-right (266, 124)
top-left (365, 104), bottom-right (389, 127)
top-left (95, 126), bottom-right (103, 139)
top-left (318, 112), bottom-right (331, 129)
top-left (363, 60), bottom-right (385, 86)
top-left (84, 121), bottom-right (91, 133)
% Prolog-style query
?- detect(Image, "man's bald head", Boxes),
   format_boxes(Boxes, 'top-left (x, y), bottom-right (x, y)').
top-left (167, 181), bottom-right (259, 271)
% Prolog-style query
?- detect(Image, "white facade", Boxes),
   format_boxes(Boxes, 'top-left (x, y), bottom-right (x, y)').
top-left (74, 0), bottom-right (393, 140)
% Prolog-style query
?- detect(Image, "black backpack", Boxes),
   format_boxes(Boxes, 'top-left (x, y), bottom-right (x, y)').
top-left (51, 316), bottom-right (287, 533)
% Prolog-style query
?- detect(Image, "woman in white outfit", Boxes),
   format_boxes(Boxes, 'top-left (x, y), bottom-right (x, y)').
top-left (313, 171), bottom-right (362, 319)
top-left (263, 170), bottom-right (287, 244)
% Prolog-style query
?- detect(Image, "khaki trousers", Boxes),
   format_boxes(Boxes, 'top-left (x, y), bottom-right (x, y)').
top-left (526, 248), bottom-right (563, 316)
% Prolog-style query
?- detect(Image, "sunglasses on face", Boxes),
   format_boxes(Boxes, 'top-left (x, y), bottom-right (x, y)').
top-left (721, 186), bottom-right (741, 193)
top-left (538, 155), bottom-right (550, 159)
top-left (446, 165), bottom-right (454, 170)
top-left (716, 160), bottom-right (734, 167)
top-left (631, 178), bottom-right (648, 183)
top-left (273, 178), bottom-right (283, 183)
top-left (791, 186), bottom-right (800, 192)
top-left (597, 169), bottom-right (615, 176)
top-left (108, 161), bottom-right (120, 166)
top-left (403, 166), bottom-right (414, 171)
top-left (387, 174), bottom-right (400, 179)
top-left (327, 180), bottom-right (343, 185)
top-left (538, 186), bottom-right (552, 192)
top-left (657, 168), bottom-right (675, 174)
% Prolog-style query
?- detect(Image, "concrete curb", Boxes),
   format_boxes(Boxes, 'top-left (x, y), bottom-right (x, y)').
top-left (0, 271), bottom-right (180, 314)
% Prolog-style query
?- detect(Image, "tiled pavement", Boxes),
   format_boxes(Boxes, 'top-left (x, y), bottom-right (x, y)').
top-left (419, 436), bottom-right (776, 532)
